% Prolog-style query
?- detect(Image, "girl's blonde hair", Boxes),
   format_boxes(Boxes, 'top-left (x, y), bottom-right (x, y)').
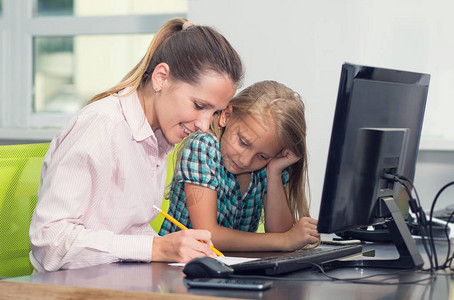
top-left (211, 80), bottom-right (311, 221)
top-left (88, 18), bottom-right (243, 103)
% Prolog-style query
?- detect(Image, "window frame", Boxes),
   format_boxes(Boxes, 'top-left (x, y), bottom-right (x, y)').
top-left (0, 0), bottom-right (184, 140)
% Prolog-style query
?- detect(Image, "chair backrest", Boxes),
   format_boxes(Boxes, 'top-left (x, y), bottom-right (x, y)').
top-left (0, 142), bottom-right (175, 277)
top-left (0, 143), bottom-right (49, 278)
top-left (150, 149), bottom-right (177, 233)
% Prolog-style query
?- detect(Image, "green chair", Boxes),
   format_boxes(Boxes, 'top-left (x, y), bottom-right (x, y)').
top-left (0, 143), bottom-right (49, 278)
top-left (0, 142), bottom-right (175, 278)
top-left (150, 149), bottom-right (177, 233)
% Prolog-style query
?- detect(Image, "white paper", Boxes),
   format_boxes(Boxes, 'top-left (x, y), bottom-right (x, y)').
top-left (216, 256), bottom-right (259, 265)
top-left (168, 256), bottom-right (259, 267)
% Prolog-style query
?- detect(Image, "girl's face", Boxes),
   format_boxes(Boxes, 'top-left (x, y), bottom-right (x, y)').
top-left (154, 70), bottom-right (236, 145)
top-left (220, 112), bottom-right (283, 175)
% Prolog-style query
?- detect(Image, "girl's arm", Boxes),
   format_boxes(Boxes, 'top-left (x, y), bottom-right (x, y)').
top-left (263, 149), bottom-right (301, 233)
top-left (185, 183), bottom-right (319, 251)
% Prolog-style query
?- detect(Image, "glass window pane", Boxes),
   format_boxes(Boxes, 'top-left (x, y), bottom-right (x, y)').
top-left (35, 0), bottom-right (187, 17)
top-left (33, 34), bottom-right (153, 114)
top-left (36, 0), bottom-right (74, 16)
top-left (0, 0), bottom-right (3, 17)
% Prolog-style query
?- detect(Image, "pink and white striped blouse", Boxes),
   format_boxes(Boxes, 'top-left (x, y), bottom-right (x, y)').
top-left (29, 87), bottom-right (173, 272)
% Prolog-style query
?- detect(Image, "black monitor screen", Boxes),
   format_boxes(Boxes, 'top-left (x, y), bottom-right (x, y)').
top-left (317, 63), bottom-right (430, 234)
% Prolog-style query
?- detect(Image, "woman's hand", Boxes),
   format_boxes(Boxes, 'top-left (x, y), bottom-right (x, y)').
top-left (283, 217), bottom-right (320, 251)
top-left (152, 229), bottom-right (217, 263)
top-left (266, 149), bottom-right (300, 177)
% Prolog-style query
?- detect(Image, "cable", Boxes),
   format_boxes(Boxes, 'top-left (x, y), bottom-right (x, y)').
top-left (381, 172), bottom-right (437, 271)
top-left (310, 263), bottom-right (435, 285)
top-left (398, 175), bottom-right (423, 209)
top-left (444, 210), bottom-right (454, 269)
top-left (428, 181), bottom-right (454, 268)
top-left (230, 262), bottom-right (436, 285)
top-left (442, 210), bottom-right (454, 269)
top-left (393, 177), bottom-right (435, 271)
top-left (429, 181), bottom-right (454, 269)
top-left (392, 175), bottom-right (454, 271)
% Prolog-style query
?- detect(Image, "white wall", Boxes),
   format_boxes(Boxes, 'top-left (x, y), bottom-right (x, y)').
top-left (414, 151), bottom-right (454, 211)
top-left (189, 0), bottom-right (454, 217)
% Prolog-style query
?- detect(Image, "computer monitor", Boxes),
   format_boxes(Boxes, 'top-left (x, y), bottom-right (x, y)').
top-left (317, 63), bottom-right (430, 269)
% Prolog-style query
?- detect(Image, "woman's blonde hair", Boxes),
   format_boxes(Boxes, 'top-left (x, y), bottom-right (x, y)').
top-left (88, 18), bottom-right (243, 103)
top-left (212, 80), bottom-right (311, 221)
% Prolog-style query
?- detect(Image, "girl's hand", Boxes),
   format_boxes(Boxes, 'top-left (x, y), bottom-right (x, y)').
top-left (266, 149), bottom-right (301, 176)
top-left (152, 229), bottom-right (217, 263)
top-left (283, 217), bottom-right (320, 251)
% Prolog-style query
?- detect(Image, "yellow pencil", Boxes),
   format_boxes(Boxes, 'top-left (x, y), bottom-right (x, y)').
top-left (153, 205), bottom-right (224, 257)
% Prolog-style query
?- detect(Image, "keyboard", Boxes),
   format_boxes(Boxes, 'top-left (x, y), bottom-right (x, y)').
top-left (230, 244), bottom-right (363, 276)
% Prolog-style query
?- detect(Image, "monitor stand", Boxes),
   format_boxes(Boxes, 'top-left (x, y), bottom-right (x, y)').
top-left (322, 197), bottom-right (424, 270)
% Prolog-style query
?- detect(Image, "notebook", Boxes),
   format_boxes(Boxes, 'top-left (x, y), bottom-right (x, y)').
top-left (230, 244), bottom-right (363, 276)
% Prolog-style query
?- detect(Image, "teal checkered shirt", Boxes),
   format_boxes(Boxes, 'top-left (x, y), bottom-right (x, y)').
top-left (159, 132), bottom-right (288, 235)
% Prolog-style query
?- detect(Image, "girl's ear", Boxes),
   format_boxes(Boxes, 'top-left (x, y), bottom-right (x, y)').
top-left (219, 106), bottom-right (233, 127)
top-left (151, 62), bottom-right (170, 92)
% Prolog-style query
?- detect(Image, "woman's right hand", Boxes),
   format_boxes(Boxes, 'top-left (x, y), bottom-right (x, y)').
top-left (283, 217), bottom-right (320, 251)
top-left (152, 229), bottom-right (217, 263)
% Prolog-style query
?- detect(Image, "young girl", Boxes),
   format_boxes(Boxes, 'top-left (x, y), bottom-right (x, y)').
top-left (159, 80), bottom-right (320, 251)
top-left (29, 18), bottom-right (243, 272)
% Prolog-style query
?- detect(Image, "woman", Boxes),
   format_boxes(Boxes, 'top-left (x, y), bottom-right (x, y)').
top-left (29, 18), bottom-right (243, 272)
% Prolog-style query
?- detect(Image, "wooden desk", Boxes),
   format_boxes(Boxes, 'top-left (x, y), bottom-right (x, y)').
top-left (2, 240), bottom-right (452, 300)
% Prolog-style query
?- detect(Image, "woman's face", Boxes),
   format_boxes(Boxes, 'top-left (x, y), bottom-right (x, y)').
top-left (154, 70), bottom-right (236, 144)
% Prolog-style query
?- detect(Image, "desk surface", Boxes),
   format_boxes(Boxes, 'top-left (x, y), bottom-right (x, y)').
top-left (2, 240), bottom-right (453, 300)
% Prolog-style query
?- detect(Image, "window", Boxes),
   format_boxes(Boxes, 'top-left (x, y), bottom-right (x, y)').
top-left (35, 0), bottom-right (186, 17)
top-left (36, 0), bottom-right (73, 16)
top-left (33, 34), bottom-right (154, 114)
top-left (0, 0), bottom-right (187, 139)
